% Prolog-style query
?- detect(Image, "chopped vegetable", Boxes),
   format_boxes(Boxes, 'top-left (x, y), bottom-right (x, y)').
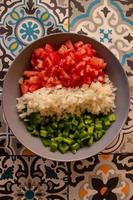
top-left (25, 112), bottom-right (116, 154)
top-left (20, 40), bottom-right (107, 94)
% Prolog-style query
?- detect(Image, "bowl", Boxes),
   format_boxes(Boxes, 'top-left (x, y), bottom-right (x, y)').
top-left (2, 33), bottom-right (130, 161)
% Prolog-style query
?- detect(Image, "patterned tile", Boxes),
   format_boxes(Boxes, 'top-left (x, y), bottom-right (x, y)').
top-left (0, 0), bottom-right (68, 58)
top-left (70, 0), bottom-right (133, 153)
top-left (68, 154), bottom-right (133, 200)
top-left (70, 0), bottom-right (133, 62)
top-left (112, 0), bottom-right (133, 21)
top-left (0, 156), bottom-right (68, 199)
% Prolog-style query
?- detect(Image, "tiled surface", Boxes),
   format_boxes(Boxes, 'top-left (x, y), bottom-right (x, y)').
top-left (68, 154), bottom-right (133, 200)
top-left (0, 0), bottom-right (133, 199)
top-left (0, 156), bottom-right (68, 199)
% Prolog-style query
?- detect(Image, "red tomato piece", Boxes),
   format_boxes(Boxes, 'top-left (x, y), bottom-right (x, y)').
top-left (29, 84), bottom-right (41, 92)
top-left (34, 48), bottom-right (46, 59)
top-left (58, 45), bottom-right (68, 55)
top-left (21, 81), bottom-right (29, 94)
top-left (35, 59), bottom-right (44, 70)
top-left (44, 44), bottom-right (53, 52)
top-left (23, 71), bottom-right (39, 77)
top-left (74, 41), bottom-right (84, 49)
top-left (65, 40), bottom-right (75, 51)
top-left (90, 57), bottom-right (107, 69)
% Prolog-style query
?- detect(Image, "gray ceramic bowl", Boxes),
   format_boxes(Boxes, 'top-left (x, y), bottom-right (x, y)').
top-left (2, 33), bottom-right (130, 161)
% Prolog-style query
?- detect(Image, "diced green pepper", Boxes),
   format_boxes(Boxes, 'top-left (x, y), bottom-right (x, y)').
top-left (72, 119), bottom-right (78, 126)
top-left (71, 143), bottom-right (80, 154)
top-left (59, 143), bottom-right (69, 153)
top-left (97, 131), bottom-right (104, 139)
top-left (51, 122), bottom-right (58, 129)
top-left (63, 138), bottom-right (74, 145)
top-left (55, 136), bottom-right (63, 143)
top-left (42, 138), bottom-right (51, 147)
top-left (95, 121), bottom-right (103, 130)
top-left (47, 126), bottom-right (54, 134)
top-left (88, 126), bottom-right (94, 135)
top-left (108, 114), bottom-right (116, 122)
top-left (40, 130), bottom-right (48, 137)
top-left (50, 141), bottom-right (58, 152)
top-left (88, 136), bottom-right (94, 145)
top-left (85, 119), bottom-right (92, 124)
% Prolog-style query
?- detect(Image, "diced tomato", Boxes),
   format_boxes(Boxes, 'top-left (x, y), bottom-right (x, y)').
top-left (72, 61), bottom-right (86, 74)
top-left (44, 57), bottom-right (52, 68)
top-left (34, 48), bottom-right (46, 59)
top-left (98, 75), bottom-right (105, 83)
top-left (29, 84), bottom-right (41, 92)
top-left (35, 59), bottom-right (44, 69)
top-left (23, 71), bottom-right (39, 77)
top-left (21, 81), bottom-right (29, 94)
top-left (74, 41), bottom-right (84, 49)
top-left (58, 45), bottom-right (68, 55)
top-left (90, 57), bottom-right (106, 69)
top-left (58, 68), bottom-right (71, 80)
top-left (65, 40), bottom-right (75, 51)
top-left (77, 47), bottom-right (86, 55)
top-left (29, 76), bottom-right (40, 84)
top-left (44, 44), bottom-right (53, 52)
top-left (21, 40), bottom-right (107, 94)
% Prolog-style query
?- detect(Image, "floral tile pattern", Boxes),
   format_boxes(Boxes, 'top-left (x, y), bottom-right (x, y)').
top-left (70, 0), bottom-right (133, 63)
top-left (0, 0), bottom-right (133, 199)
top-left (0, 0), bottom-right (68, 58)
top-left (0, 156), bottom-right (68, 199)
top-left (68, 154), bottom-right (133, 200)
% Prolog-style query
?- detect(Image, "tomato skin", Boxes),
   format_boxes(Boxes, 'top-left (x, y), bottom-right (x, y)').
top-left (90, 57), bottom-right (106, 69)
top-left (21, 40), bottom-right (107, 94)
top-left (65, 40), bottom-right (75, 51)
top-left (45, 44), bottom-right (53, 52)
top-left (74, 41), bottom-right (84, 49)
top-left (21, 81), bottom-right (29, 95)
top-left (23, 71), bottom-right (39, 77)
top-left (29, 84), bottom-right (41, 92)
top-left (34, 48), bottom-right (46, 59)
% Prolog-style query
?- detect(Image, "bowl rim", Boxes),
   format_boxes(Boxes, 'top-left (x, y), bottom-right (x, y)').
top-left (2, 32), bottom-right (130, 161)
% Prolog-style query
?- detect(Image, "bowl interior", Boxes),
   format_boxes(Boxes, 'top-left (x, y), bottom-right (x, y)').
top-left (2, 33), bottom-right (130, 161)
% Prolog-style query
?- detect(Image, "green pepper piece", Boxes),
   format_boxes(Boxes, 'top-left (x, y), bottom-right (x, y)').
top-left (88, 126), bottom-right (94, 135)
top-left (51, 122), bottom-right (58, 129)
top-left (63, 138), bottom-right (74, 145)
top-left (59, 143), bottom-right (69, 153)
top-left (55, 136), bottom-right (63, 143)
top-left (85, 119), bottom-right (92, 124)
top-left (94, 131), bottom-right (98, 141)
top-left (97, 131), bottom-right (104, 139)
top-left (50, 141), bottom-right (58, 152)
top-left (42, 138), bottom-right (51, 147)
top-left (80, 130), bottom-right (88, 138)
top-left (63, 122), bottom-right (72, 131)
top-left (108, 114), bottom-right (116, 122)
top-left (88, 136), bottom-right (94, 145)
top-left (103, 120), bottom-right (111, 129)
top-left (40, 130), bottom-right (48, 137)
top-left (71, 143), bottom-right (80, 154)
top-left (47, 126), bottom-right (54, 134)
top-left (72, 119), bottom-right (78, 126)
